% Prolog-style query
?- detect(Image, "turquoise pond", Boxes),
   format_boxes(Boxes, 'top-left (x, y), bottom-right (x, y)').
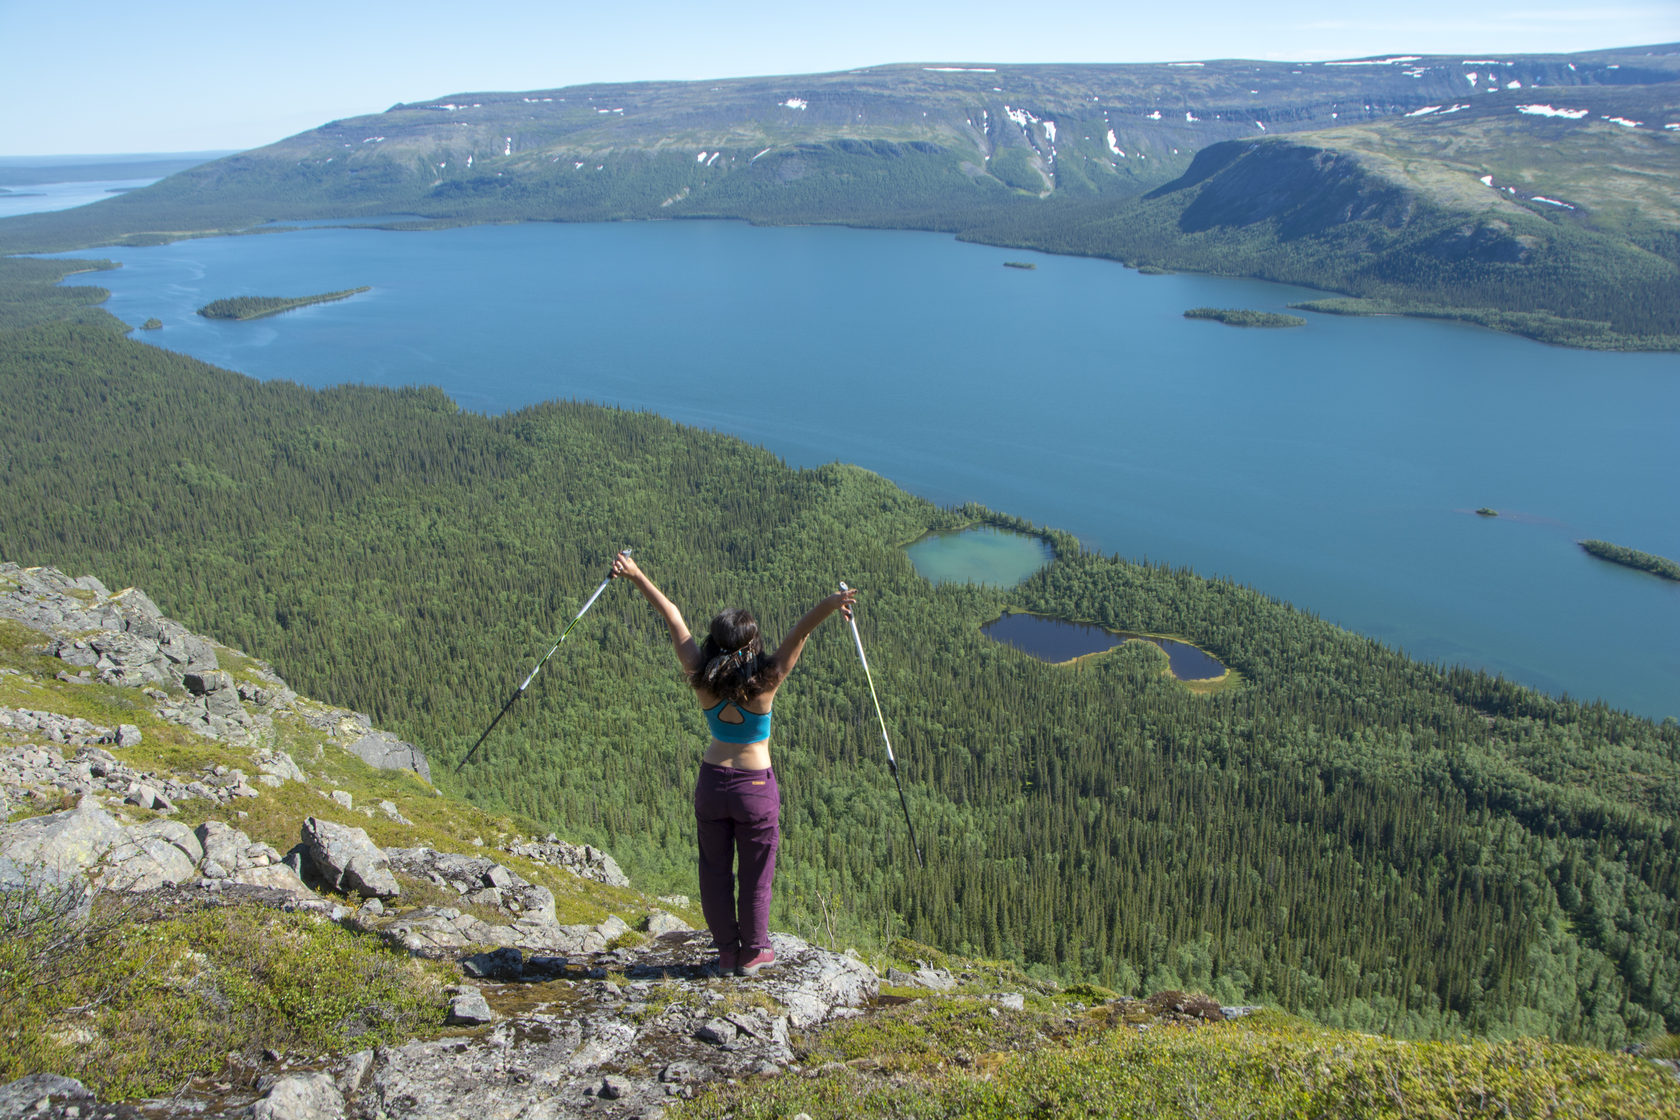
top-left (51, 219), bottom-right (1680, 719)
top-left (904, 527), bottom-right (1052, 588)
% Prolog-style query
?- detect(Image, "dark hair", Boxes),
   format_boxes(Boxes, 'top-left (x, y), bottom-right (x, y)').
top-left (690, 608), bottom-right (776, 701)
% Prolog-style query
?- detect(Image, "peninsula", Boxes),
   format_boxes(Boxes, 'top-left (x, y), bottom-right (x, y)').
top-left (1184, 307), bottom-right (1305, 328)
top-left (1579, 539), bottom-right (1680, 582)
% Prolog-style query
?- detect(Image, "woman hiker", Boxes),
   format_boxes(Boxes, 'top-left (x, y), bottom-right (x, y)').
top-left (612, 551), bottom-right (856, 976)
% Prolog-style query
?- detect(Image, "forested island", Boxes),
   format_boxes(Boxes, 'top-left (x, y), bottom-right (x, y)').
top-left (1580, 539), bottom-right (1680, 582)
top-left (2, 249), bottom-right (1677, 1049)
top-left (1183, 307), bottom-right (1305, 328)
top-left (1003, 261), bottom-right (1037, 270)
top-left (197, 286), bottom-right (370, 321)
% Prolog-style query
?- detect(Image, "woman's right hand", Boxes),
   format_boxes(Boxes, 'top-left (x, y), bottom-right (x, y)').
top-left (612, 550), bottom-right (643, 581)
top-left (832, 586), bottom-right (858, 621)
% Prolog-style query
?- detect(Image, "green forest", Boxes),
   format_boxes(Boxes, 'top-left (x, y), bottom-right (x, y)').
top-left (1, 248), bottom-right (1676, 1047)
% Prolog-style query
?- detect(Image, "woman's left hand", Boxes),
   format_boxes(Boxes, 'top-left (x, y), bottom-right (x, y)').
top-left (834, 586), bottom-right (858, 621)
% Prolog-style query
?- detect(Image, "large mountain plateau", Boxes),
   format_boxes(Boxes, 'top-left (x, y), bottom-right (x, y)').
top-left (3, 44), bottom-right (1677, 346)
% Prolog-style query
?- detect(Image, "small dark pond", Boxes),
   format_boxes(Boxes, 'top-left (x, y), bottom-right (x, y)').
top-left (981, 611), bottom-right (1227, 681)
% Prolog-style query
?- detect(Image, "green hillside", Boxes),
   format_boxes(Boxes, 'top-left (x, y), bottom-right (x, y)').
top-left (2, 45), bottom-right (1677, 346)
top-left (1, 243), bottom-right (1676, 1046)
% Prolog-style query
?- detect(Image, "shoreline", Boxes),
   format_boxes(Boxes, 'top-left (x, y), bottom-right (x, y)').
top-left (21, 219), bottom-right (1676, 720)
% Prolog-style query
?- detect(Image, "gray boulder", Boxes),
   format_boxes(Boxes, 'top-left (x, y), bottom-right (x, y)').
top-left (0, 1073), bottom-right (94, 1115)
top-left (250, 1072), bottom-right (346, 1120)
top-left (197, 819), bottom-right (252, 873)
top-left (886, 964), bottom-right (958, 992)
top-left (231, 863), bottom-right (316, 897)
top-left (302, 818), bottom-right (400, 898)
top-left (252, 748), bottom-right (307, 787)
top-left (183, 669), bottom-right (232, 695)
top-left (759, 933), bottom-right (881, 1028)
top-left (107, 831), bottom-right (196, 891)
top-left (446, 989), bottom-right (494, 1025)
top-left (0, 798), bottom-right (126, 885)
top-left (646, 909), bottom-right (691, 936)
top-left (461, 947), bottom-right (525, 981)
top-left (132, 817), bottom-right (203, 865)
top-left (345, 728), bottom-right (431, 784)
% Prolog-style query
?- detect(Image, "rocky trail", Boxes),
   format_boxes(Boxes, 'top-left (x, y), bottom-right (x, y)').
top-left (0, 564), bottom-right (888, 1119)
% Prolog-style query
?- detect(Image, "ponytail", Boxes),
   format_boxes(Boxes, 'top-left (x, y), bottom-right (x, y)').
top-left (689, 608), bottom-right (776, 701)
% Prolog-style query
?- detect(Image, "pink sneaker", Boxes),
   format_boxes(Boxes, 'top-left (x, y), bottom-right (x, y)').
top-left (736, 948), bottom-right (775, 976)
top-left (711, 946), bottom-right (738, 976)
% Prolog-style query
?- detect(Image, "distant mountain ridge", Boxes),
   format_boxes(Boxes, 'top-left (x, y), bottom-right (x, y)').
top-left (1, 44), bottom-right (1677, 346)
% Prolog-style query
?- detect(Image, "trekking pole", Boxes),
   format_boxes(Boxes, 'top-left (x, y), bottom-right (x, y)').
top-left (455, 550), bottom-right (629, 773)
top-left (839, 582), bottom-right (925, 867)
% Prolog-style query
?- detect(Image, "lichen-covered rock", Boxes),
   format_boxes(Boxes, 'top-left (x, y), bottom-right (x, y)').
top-left (887, 963), bottom-right (958, 991)
top-left (107, 830), bottom-right (196, 890)
top-left (446, 988), bottom-right (494, 1025)
top-left (0, 798), bottom-right (126, 886)
top-left (646, 909), bottom-right (690, 936)
top-left (295, 706), bottom-right (430, 783)
top-left (302, 817), bottom-right (400, 899)
top-left (0, 1073), bottom-right (94, 1116)
top-left (505, 834), bottom-right (629, 887)
top-left (251, 1071), bottom-right (346, 1120)
top-left (352, 932), bottom-right (868, 1119)
top-left (231, 863), bottom-right (317, 897)
top-left (385, 847), bottom-right (554, 922)
top-left (252, 748), bottom-right (307, 787)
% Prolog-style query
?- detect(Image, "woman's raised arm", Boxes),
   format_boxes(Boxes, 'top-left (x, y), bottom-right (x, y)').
top-left (770, 586), bottom-right (857, 682)
top-left (613, 552), bottom-right (702, 675)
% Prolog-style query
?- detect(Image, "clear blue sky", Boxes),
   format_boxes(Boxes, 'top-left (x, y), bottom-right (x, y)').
top-left (3, 0), bottom-right (1675, 156)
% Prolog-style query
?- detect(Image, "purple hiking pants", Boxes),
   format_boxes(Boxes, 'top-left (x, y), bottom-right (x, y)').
top-left (693, 761), bottom-right (780, 956)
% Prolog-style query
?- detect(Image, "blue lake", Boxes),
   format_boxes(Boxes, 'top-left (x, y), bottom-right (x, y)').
top-left (52, 220), bottom-right (1680, 719)
top-left (0, 178), bottom-right (160, 219)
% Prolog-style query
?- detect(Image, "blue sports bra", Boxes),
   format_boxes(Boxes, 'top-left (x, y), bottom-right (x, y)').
top-left (703, 700), bottom-right (773, 744)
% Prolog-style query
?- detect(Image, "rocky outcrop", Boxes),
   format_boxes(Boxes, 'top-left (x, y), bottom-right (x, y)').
top-left (504, 835), bottom-right (629, 888)
top-left (294, 708), bottom-right (432, 785)
top-left (352, 930), bottom-right (876, 1120)
top-left (251, 1073), bottom-right (347, 1120)
top-left (0, 742), bottom-right (268, 821)
top-left (0, 1073), bottom-right (95, 1117)
top-left (0, 563), bottom-right (429, 780)
top-left (0, 797), bottom-right (127, 889)
top-left (303, 818), bottom-right (400, 899)
top-left (386, 847), bottom-right (553, 919)
top-left (0, 797), bottom-right (313, 901)
top-left (0, 563), bottom-right (893, 1119)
